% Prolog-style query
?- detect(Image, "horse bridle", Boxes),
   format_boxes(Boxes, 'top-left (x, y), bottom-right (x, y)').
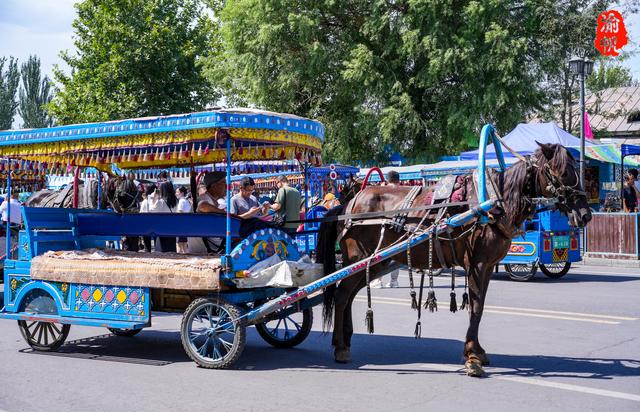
top-left (521, 154), bottom-right (586, 217)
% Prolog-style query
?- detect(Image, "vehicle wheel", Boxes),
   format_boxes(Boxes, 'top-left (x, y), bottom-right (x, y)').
top-left (539, 262), bottom-right (571, 279)
top-left (108, 328), bottom-right (142, 337)
top-left (504, 264), bottom-right (537, 282)
top-left (255, 306), bottom-right (313, 348)
top-left (181, 297), bottom-right (246, 369)
top-left (17, 289), bottom-right (70, 351)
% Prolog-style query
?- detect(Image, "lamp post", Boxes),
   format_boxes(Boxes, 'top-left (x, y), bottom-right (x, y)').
top-left (569, 56), bottom-right (594, 189)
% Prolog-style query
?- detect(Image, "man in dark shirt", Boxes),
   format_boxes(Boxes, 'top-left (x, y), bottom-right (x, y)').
top-left (622, 169), bottom-right (638, 212)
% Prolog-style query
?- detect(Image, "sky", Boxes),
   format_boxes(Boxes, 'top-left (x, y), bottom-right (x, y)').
top-left (0, 0), bottom-right (639, 124)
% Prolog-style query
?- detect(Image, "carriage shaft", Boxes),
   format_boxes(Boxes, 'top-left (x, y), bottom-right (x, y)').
top-left (246, 199), bottom-right (497, 323)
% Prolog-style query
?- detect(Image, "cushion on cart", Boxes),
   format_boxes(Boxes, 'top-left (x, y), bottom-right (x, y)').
top-left (30, 248), bottom-right (221, 290)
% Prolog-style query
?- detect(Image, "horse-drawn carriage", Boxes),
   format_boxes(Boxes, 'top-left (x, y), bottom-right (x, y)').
top-left (0, 116), bottom-right (590, 376)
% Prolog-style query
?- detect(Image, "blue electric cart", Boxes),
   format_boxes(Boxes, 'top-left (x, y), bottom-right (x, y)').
top-left (500, 209), bottom-right (581, 281)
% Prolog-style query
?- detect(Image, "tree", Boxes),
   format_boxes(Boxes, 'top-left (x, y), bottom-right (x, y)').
top-left (212, 0), bottom-right (606, 163)
top-left (0, 57), bottom-right (19, 130)
top-left (19, 55), bottom-right (54, 128)
top-left (49, 0), bottom-right (217, 125)
top-left (587, 58), bottom-right (636, 92)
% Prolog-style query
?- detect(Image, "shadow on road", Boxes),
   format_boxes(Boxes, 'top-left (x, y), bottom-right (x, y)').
top-left (17, 328), bottom-right (640, 380)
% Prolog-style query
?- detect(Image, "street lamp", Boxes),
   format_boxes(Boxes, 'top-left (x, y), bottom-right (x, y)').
top-left (569, 56), bottom-right (594, 189)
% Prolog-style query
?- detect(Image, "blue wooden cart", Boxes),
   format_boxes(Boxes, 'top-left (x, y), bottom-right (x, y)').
top-left (500, 209), bottom-right (581, 281)
top-left (0, 117), bottom-right (502, 369)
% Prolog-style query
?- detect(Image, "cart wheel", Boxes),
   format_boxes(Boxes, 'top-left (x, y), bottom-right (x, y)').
top-left (256, 306), bottom-right (313, 348)
top-left (17, 290), bottom-right (70, 351)
top-left (181, 297), bottom-right (246, 369)
top-left (504, 264), bottom-right (537, 282)
top-left (539, 262), bottom-right (571, 279)
top-left (108, 328), bottom-right (142, 337)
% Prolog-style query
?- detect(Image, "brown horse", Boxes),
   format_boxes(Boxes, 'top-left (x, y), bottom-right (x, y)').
top-left (316, 143), bottom-right (592, 376)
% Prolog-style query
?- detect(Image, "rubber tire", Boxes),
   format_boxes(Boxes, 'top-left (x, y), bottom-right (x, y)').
top-left (505, 263), bottom-right (537, 282)
top-left (539, 262), bottom-right (571, 279)
top-left (255, 307), bottom-right (313, 348)
top-left (17, 290), bottom-right (70, 351)
top-left (108, 328), bottom-right (142, 337)
top-left (18, 321), bottom-right (70, 351)
top-left (180, 297), bottom-right (246, 369)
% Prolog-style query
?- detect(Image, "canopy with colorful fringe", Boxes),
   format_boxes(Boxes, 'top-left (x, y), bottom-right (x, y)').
top-left (0, 108), bottom-right (325, 170)
top-left (569, 144), bottom-right (640, 166)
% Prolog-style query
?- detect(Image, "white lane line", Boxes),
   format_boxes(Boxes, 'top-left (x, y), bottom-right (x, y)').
top-left (353, 298), bottom-right (621, 324)
top-left (356, 295), bottom-right (637, 321)
top-left (418, 364), bottom-right (640, 402)
top-left (495, 375), bottom-right (640, 402)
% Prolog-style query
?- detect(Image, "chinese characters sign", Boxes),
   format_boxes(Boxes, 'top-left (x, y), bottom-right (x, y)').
top-left (595, 10), bottom-right (628, 56)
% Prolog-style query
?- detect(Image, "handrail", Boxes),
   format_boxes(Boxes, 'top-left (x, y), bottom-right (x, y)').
top-left (362, 167), bottom-right (385, 188)
top-left (477, 124), bottom-right (506, 203)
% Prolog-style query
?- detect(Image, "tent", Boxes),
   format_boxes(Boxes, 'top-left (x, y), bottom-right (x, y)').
top-left (358, 164), bottom-right (426, 182)
top-left (460, 122), bottom-right (593, 160)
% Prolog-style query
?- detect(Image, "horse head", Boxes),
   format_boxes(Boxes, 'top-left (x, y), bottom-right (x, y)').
top-left (534, 142), bottom-right (592, 228)
top-left (339, 175), bottom-right (362, 205)
top-left (106, 176), bottom-right (140, 213)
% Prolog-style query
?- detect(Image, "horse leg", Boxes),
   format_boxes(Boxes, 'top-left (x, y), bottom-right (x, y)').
top-left (463, 261), bottom-right (493, 377)
top-left (332, 273), bottom-right (363, 363)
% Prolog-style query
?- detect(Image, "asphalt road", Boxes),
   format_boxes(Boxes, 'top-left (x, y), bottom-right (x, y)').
top-left (0, 264), bottom-right (638, 412)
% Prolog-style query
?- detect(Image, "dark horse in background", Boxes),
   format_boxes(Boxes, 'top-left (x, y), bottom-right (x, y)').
top-left (25, 174), bottom-right (140, 213)
top-left (317, 143), bottom-right (592, 376)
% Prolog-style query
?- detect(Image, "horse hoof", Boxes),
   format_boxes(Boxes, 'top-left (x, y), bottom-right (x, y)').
top-left (479, 353), bottom-right (490, 366)
top-left (465, 357), bottom-right (485, 377)
top-left (334, 348), bottom-right (351, 363)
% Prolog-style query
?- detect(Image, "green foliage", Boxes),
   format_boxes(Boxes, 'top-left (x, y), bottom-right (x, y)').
top-left (531, 0), bottom-right (614, 134)
top-left (211, 0), bottom-right (591, 163)
top-left (0, 57), bottom-right (20, 130)
top-left (49, 0), bottom-right (217, 125)
top-left (587, 58), bottom-right (636, 92)
top-left (19, 55), bottom-right (54, 129)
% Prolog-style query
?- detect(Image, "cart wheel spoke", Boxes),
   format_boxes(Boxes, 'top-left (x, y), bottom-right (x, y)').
top-left (50, 323), bottom-right (61, 335)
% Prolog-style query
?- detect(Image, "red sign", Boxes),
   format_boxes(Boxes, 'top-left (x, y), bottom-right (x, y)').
top-left (595, 10), bottom-right (628, 56)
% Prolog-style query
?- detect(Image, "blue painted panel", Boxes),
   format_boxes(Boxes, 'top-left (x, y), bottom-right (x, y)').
top-left (228, 228), bottom-right (301, 275)
top-left (76, 212), bottom-right (240, 238)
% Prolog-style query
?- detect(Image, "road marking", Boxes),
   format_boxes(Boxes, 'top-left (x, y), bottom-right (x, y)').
top-left (355, 294), bottom-right (636, 320)
top-left (418, 364), bottom-right (640, 402)
top-left (353, 297), bottom-right (623, 324)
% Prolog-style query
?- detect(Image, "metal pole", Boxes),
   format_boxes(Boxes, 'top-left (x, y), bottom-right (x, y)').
top-left (225, 137), bottom-right (232, 255)
top-left (579, 72), bottom-right (586, 189)
top-left (5, 162), bottom-right (11, 260)
top-left (96, 171), bottom-right (102, 210)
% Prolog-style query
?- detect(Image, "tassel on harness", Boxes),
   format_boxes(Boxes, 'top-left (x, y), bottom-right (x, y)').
top-left (406, 237), bottom-right (418, 310)
top-left (449, 265), bottom-right (457, 313)
top-left (365, 309), bottom-right (374, 334)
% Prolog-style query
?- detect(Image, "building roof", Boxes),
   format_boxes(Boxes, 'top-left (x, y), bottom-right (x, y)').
top-left (580, 86), bottom-right (640, 138)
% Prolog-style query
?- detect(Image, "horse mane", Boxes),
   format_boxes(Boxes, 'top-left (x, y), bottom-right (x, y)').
top-left (499, 160), bottom-right (529, 228)
top-left (499, 144), bottom-right (573, 228)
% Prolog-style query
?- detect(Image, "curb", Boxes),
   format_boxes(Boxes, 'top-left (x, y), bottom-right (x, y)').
top-left (582, 257), bottom-right (640, 268)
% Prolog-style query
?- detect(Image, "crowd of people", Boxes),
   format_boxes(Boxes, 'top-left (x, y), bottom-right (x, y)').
top-left (135, 170), bottom-right (306, 254)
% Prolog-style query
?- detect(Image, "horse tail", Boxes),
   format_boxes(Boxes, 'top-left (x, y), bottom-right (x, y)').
top-left (316, 204), bottom-right (344, 331)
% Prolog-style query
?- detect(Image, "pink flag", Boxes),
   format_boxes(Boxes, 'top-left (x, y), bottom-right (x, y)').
top-left (584, 111), bottom-right (594, 140)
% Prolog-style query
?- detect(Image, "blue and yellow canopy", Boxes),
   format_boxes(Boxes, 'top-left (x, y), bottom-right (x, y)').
top-left (0, 108), bottom-right (324, 170)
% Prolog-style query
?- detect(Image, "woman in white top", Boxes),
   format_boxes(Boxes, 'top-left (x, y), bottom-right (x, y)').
top-left (175, 186), bottom-right (192, 253)
top-left (139, 183), bottom-right (174, 252)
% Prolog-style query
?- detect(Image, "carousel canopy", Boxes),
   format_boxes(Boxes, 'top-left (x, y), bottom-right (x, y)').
top-left (460, 122), bottom-right (593, 160)
top-left (0, 108), bottom-right (324, 169)
top-left (308, 164), bottom-right (359, 176)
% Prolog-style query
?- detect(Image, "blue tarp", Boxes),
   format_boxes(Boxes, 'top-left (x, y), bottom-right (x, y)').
top-left (460, 123), bottom-right (593, 160)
